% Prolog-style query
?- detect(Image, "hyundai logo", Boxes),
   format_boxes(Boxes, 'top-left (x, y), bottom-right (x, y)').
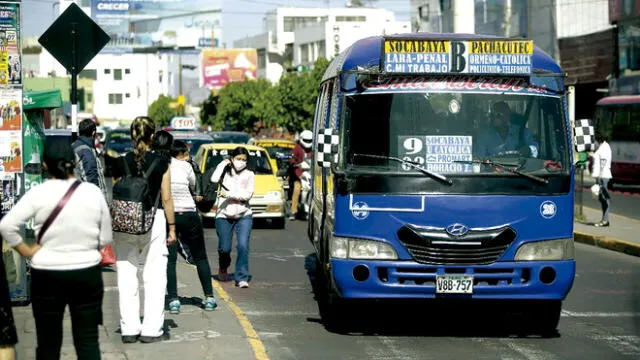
top-left (445, 223), bottom-right (469, 237)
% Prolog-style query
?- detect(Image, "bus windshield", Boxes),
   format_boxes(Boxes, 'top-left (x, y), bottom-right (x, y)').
top-left (344, 92), bottom-right (569, 177)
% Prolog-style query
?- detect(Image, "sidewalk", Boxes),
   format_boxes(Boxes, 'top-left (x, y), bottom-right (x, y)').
top-left (12, 262), bottom-right (256, 360)
top-left (574, 206), bottom-right (640, 257)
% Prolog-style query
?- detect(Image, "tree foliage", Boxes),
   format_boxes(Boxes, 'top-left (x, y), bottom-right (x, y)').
top-left (206, 57), bottom-right (331, 134)
top-left (147, 94), bottom-right (176, 127)
top-left (199, 92), bottom-right (218, 126)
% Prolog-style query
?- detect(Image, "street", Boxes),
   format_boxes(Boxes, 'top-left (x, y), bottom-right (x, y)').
top-left (576, 187), bottom-right (640, 221)
top-left (200, 220), bottom-right (640, 360)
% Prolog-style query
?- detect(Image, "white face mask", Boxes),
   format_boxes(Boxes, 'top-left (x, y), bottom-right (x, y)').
top-left (232, 159), bottom-right (247, 171)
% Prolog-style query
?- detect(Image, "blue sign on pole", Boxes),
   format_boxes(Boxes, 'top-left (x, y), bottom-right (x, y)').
top-left (198, 37), bottom-right (219, 48)
top-left (91, 0), bottom-right (130, 27)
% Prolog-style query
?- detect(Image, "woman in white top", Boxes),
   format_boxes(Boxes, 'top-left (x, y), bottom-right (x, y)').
top-left (211, 146), bottom-right (255, 288)
top-left (166, 140), bottom-right (216, 313)
top-left (0, 137), bottom-right (112, 360)
top-left (591, 132), bottom-right (612, 227)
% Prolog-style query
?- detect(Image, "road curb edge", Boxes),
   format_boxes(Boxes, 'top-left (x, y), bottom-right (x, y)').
top-left (574, 231), bottom-right (640, 257)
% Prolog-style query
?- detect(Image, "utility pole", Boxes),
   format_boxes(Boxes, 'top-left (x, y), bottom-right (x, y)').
top-left (452, 0), bottom-right (475, 34)
top-left (503, 0), bottom-right (512, 37)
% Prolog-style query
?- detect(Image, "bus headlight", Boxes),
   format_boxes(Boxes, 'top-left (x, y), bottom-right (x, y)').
top-left (514, 238), bottom-right (574, 261)
top-left (329, 236), bottom-right (397, 260)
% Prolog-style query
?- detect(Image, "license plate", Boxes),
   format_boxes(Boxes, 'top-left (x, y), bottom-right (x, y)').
top-left (435, 275), bottom-right (474, 294)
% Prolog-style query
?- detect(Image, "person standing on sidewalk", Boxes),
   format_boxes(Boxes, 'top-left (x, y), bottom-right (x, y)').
top-left (166, 140), bottom-right (217, 313)
top-left (287, 130), bottom-right (313, 220)
top-left (72, 119), bottom-right (108, 201)
top-left (112, 117), bottom-right (176, 343)
top-left (591, 131), bottom-right (612, 227)
top-left (211, 146), bottom-right (255, 288)
top-left (0, 137), bottom-right (112, 360)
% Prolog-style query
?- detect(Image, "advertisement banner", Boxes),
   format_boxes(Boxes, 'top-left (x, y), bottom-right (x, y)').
top-left (0, 88), bottom-right (22, 176)
top-left (0, 1), bottom-right (20, 85)
top-left (201, 48), bottom-right (257, 89)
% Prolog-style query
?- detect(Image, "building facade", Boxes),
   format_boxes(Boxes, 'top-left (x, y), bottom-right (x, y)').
top-left (609, 0), bottom-right (640, 95)
top-left (233, 7), bottom-right (410, 83)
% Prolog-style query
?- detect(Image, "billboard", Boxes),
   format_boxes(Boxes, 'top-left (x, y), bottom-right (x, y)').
top-left (201, 49), bottom-right (257, 89)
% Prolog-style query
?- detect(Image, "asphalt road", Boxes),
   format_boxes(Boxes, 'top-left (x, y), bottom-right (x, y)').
top-left (575, 188), bottom-right (640, 220)
top-left (206, 220), bottom-right (640, 360)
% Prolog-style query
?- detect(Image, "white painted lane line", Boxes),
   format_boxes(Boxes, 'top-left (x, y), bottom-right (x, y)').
top-left (589, 335), bottom-right (640, 357)
top-left (471, 338), bottom-right (525, 360)
top-left (500, 340), bottom-right (559, 360)
top-left (562, 310), bottom-right (640, 317)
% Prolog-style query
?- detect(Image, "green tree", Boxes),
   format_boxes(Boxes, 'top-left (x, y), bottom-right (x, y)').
top-left (213, 79), bottom-right (272, 132)
top-left (148, 94), bottom-right (175, 127)
top-left (200, 92), bottom-right (218, 127)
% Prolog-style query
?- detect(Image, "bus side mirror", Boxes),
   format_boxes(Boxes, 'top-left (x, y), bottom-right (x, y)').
top-left (316, 128), bottom-right (339, 168)
top-left (573, 119), bottom-right (596, 153)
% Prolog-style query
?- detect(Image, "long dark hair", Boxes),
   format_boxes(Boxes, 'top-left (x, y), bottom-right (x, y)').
top-left (226, 146), bottom-right (250, 176)
top-left (152, 130), bottom-right (173, 160)
top-left (45, 158), bottom-right (74, 179)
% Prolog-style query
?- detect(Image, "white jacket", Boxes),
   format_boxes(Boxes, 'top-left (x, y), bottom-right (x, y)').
top-left (210, 161), bottom-right (255, 219)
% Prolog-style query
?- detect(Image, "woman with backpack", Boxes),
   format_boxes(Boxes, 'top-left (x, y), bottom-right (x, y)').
top-left (111, 116), bottom-right (176, 343)
top-left (211, 146), bottom-right (255, 288)
top-left (0, 137), bottom-right (112, 359)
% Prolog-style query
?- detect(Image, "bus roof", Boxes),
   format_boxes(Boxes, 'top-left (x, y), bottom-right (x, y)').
top-left (596, 95), bottom-right (640, 106)
top-left (322, 33), bottom-right (563, 83)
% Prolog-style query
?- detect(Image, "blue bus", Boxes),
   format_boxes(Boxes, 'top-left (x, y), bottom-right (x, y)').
top-left (309, 34), bottom-right (582, 334)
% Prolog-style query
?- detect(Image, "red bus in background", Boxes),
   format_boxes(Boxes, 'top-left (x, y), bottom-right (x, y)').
top-left (593, 95), bottom-right (640, 185)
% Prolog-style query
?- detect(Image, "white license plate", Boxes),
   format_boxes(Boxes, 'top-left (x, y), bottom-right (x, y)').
top-left (435, 275), bottom-right (474, 294)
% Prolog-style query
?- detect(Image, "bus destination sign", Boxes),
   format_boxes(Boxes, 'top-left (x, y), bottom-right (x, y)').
top-left (382, 39), bottom-right (534, 75)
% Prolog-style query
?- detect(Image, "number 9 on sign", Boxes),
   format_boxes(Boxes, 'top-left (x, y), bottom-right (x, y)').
top-left (403, 137), bottom-right (423, 155)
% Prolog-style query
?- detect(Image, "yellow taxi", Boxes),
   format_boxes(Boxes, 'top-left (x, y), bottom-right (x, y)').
top-left (248, 138), bottom-right (296, 190)
top-left (194, 143), bottom-right (286, 229)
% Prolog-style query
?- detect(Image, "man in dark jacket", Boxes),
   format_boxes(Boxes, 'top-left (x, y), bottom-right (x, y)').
top-left (72, 119), bottom-right (108, 200)
top-left (288, 130), bottom-right (313, 220)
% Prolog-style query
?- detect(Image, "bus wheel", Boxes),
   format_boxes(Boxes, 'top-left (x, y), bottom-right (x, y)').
top-left (529, 300), bottom-right (562, 337)
top-left (322, 298), bottom-right (351, 334)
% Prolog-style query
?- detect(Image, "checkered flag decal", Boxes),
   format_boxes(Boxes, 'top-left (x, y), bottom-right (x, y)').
top-left (317, 128), bottom-right (339, 167)
top-left (574, 119), bottom-right (595, 152)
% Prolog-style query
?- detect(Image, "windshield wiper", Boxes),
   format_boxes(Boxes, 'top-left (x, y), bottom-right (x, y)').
top-left (453, 159), bottom-right (549, 185)
top-left (352, 153), bottom-right (453, 185)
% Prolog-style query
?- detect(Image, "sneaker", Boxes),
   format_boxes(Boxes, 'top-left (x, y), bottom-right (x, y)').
top-left (169, 299), bottom-right (181, 314)
top-left (121, 335), bottom-right (139, 344)
top-left (594, 221), bottom-right (610, 227)
top-left (237, 281), bottom-right (249, 288)
top-left (203, 297), bottom-right (217, 311)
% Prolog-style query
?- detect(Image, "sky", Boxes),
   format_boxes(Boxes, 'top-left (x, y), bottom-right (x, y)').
top-left (20, 0), bottom-right (410, 46)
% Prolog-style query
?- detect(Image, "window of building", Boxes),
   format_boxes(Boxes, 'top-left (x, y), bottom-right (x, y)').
top-left (108, 93), bottom-right (123, 105)
top-left (114, 69), bottom-right (123, 80)
top-left (104, 69), bottom-right (111, 74)
top-left (336, 16), bottom-right (366, 22)
top-left (618, 23), bottom-right (640, 73)
top-left (125, 93), bottom-right (130, 98)
top-left (317, 40), bottom-right (326, 58)
top-left (87, 93), bottom-right (93, 103)
top-left (300, 43), bottom-right (310, 63)
top-left (283, 16), bottom-right (323, 32)
top-left (125, 68), bottom-right (131, 74)
top-left (79, 69), bottom-right (97, 80)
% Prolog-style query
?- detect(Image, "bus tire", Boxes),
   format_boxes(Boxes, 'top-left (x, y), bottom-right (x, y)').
top-left (323, 298), bottom-right (350, 334)
top-left (530, 300), bottom-right (562, 337)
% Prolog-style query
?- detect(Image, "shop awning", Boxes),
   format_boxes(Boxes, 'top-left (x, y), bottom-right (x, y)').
top-left (22, 89), bottom-right (63, 110)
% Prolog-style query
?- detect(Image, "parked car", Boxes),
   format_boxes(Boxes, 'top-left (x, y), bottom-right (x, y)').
top-left (103, 128), bottom-right (133, 158)
top-left (247, 138), bottom-right (296, 192)
top-left (194, 143), bottom-right (286, 229)
top-left (169, 131), bottom-right (214, 157)
top-left (210, 131), bottom-right (250, 144)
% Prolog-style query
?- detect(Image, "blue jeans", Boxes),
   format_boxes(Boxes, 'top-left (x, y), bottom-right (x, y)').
top-left (215, 215), bottom-right (253, 283)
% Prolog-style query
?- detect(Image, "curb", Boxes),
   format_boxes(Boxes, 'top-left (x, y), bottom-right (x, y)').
top-left (574, 231), bottom-right (640, 257)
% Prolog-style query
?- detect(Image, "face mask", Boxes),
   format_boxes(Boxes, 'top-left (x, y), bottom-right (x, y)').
top-left (232, 159), bottom-right (247, 171)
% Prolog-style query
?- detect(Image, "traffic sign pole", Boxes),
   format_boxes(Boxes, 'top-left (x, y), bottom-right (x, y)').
top-left (71, 23), bottom-right (78, 141)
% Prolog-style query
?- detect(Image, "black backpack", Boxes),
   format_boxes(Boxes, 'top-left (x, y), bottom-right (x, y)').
top-left (110, 156), bottom-right (160, 234)
top-left (196, 164), bottom-right (229, 213)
